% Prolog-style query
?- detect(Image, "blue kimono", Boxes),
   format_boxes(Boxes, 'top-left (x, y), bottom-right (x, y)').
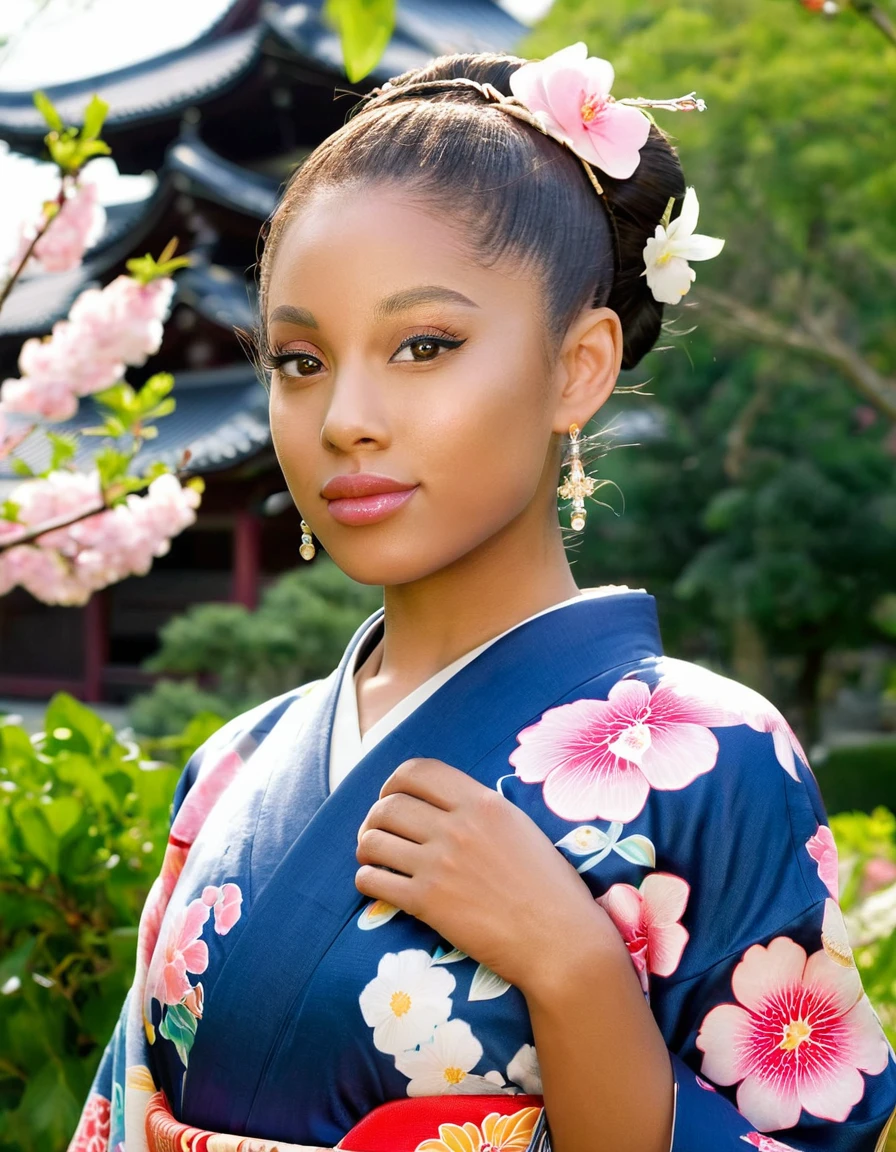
top-left (68, 591), bottom-right (896, 1152)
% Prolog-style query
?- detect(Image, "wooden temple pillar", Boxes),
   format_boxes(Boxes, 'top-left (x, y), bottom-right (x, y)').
top-left (83, 589), bottom-right (109, 702)
top-left (232, 509), bottom-right (261, 610)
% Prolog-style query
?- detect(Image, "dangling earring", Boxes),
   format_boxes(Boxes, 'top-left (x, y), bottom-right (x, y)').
top-left (557, 422), bottom-right (597, 531)
top-left (299, 519), bottom-right (316, 561)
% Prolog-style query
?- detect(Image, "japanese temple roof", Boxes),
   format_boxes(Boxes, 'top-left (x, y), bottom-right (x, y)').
top-left (166, 136), bottom-right (280, 220)
top-left (0, 0), bottom-right (527, 143)
top-left (0, 363), bottom-right (271, 492)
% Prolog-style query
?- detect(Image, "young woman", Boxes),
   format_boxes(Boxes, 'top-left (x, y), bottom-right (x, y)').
top-left (69, 44), bottom-right (896, 1152)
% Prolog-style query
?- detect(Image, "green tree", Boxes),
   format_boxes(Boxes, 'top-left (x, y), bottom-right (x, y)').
top-left (528, 0), bottom-right (896, 739)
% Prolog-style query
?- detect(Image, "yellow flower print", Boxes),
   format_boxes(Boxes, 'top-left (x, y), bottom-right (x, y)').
top-left (415, 1106), bottom-right (542, 1152)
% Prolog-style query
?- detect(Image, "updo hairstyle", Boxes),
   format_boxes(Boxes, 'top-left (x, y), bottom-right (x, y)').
top-left (259, 52), bottom-right (687, 370)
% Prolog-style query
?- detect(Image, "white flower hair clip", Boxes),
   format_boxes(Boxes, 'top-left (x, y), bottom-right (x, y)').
top-left (368, 42), bottom-right (725, 304)
top-left (506, 42), bottom-right (724, 305)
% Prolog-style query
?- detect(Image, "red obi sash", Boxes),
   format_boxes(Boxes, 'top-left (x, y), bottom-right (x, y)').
top-left (144, 1091), bottom-right (544, 1151)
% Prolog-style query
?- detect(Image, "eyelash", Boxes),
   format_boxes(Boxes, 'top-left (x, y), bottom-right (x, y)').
top-left (262, 329), bottom-right (466, 377)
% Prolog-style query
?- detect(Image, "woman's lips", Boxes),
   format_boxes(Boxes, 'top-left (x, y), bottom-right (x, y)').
top-left (326, 487), bottom-right (418, 525)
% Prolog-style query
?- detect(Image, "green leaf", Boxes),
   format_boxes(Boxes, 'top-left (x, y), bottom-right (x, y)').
top-left (33, 91), bottom-right (63, 132)
top-left (324, 0), bottom-right (396, 82)
top-left (95, 446), bottom-right (134, 490)
top-left (42, 796), bottom-right (84, 840)
top-left (46, 431), bottom-right (78, 471)
top-left (9, 458), bottom-right (34, 477)
top-left (468, 962), bottom-right (511, 1001)
top-left (94, 381), bottom-right (136, 419)
top-left (14, 806), bottom-right (58, 873)
top-left (1, 499), bottom-right (22, 523)
top-left (80, 94), bottom-right (108, 141)
top-left (159, 1001), bottom-right (199, 1067)
top-left (612, 834), bottom-right (657, 868)
top-left (44, 692), bottom-right (111, 757)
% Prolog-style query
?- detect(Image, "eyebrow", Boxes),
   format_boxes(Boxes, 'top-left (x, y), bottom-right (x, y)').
top-left (374, 286), bottom-right (480, 320)
top-left (268, 304), bottom-right (319, 329)
top-left (267, 286), bottom-right (480, 334)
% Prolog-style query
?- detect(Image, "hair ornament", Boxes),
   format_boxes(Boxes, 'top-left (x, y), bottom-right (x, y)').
top-left (367, 42), bottom-right (725, 305)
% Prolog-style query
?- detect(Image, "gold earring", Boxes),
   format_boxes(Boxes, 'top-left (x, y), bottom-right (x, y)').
top-left (299, 520), bottom-right (316, 561)
top-left (557, 423), bottom-right (597, 531)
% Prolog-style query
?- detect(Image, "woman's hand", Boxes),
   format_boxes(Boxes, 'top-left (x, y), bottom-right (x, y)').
top-left (355, 757), bottom-right (620, 996)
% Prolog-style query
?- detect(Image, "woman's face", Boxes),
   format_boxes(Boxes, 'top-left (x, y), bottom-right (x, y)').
top-left (265, 185), bottom-right (575, 587)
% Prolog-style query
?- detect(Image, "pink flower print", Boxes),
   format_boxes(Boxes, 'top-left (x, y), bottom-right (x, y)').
top-left (695, 1076), bottom-right (716, 1091)
top-left (696, 935), bottom-right (890, 1131)
top-left (509, 43), bottom-right (651, 178)
top-left (68, 1092), bottom-right (111, 1152)
top-left (806, 825), bottom-right (839, 900)
top-left (740, 1134), bottom-right (799, 1151)
top-left (655, 660), bottom-right (808, 780)
top-left (158, 898), bottom-right (211, 1005)
top-left (509, 679), bottom-right (721, 822)
top-left (596, 873), bottom-right (690, 993)
top-left (201, 881), bottom-right (243, 935)
top-left (170, 747), bottom-right (244, 845)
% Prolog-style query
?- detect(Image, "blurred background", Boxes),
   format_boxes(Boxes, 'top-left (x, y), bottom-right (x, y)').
top-left (0, 0), bottom-right (894, 1148)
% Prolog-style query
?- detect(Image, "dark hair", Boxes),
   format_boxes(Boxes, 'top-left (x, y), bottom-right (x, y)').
top-left (259, 52), bottom-right (687, 370)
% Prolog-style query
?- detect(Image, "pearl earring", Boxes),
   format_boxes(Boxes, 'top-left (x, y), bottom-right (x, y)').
top-left (299, 520), bottom-right (316, 561)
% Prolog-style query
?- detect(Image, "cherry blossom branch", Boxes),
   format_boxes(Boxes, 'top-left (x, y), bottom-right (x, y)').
top-left (695, 286), bottom-right (896, 421)
top-left (0, 178), bottom-right (67, 315)
top-left (0, 462), bottom-right (195, 553)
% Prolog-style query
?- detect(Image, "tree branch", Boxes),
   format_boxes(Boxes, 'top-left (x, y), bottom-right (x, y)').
top-left (849, 0), bottom-right (896, 46)
top-left (695, 287), bottom-right (896, 421)
top-left (0, 178), bottom-right (67, 316)
top-left (0, 466), bottom-right (194, 554)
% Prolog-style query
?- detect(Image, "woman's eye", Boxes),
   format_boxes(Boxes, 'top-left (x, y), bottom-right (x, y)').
top-left (391, 335), bottom-right (465, 363)
top-left (271, 352), bottom-right (323, 378)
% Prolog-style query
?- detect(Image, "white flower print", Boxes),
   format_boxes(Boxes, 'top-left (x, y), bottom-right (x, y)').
top-left (507, 1044), bottom-right (543, 1095)
top-left (395, 1019), bottom-right (486, 1096)
top-left (359, 949), bottom-right (455, 1056)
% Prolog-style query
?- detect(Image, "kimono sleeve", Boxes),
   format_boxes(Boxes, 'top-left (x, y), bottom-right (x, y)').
top-left (650, 709), bottom-right (896, 1152)
top-left (66, 696), bottom-right (289, 1152)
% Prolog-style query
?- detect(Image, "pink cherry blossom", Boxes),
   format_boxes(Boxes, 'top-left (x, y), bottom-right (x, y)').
top-left (510, 678), bottom-right (725, 822)
top-left (696, 935), bottom-right (889, 1131)
top-left (0, 408), bottom-right (33, 459)
top-left (596, 872), bottom-right (690, 993)
top-left (806, 825), bottom-right (839, 900)
top-left (509, 42), bottom-right (651, 179)
top-left (14, 180), bottom-right (105, 275)
top-left (155, 898), bottom-right (211, 1006)
top-left (0, 470), bottom-right (201, 605)
top-left (69, 275), bottom-right (174, 366)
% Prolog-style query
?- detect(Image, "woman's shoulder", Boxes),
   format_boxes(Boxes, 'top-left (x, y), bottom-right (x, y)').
top-left (173, 669), bottom-right (340, 809)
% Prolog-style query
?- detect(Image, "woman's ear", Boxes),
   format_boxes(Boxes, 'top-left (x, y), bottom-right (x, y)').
top-left (551, 306), bottom-right (623, 434)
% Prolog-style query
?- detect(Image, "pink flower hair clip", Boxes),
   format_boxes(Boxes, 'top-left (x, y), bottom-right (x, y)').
top-left (506, 42), bottom-right (724, 305)
top-left (368, 42), bottom-right (725, 305)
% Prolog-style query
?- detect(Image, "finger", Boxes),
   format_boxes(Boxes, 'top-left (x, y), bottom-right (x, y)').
top-left (358, 792), bottom-right (447, 845)
top-left (380, 757), bottom-right (485, 809)
top-left (355, 864), bottom-right (417, 914)
top-left (356, 827), bottom-right (424, 876)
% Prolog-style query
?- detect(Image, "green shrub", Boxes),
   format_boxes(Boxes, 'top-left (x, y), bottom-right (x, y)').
top-left (0, 694), bottom-right (180, 1152)
top-left (814, 741), bottom-right (896, 815)
top-left (830, 807), bottom-right (896, 1050)
top-left (129, 561), bottom-right (382, 737)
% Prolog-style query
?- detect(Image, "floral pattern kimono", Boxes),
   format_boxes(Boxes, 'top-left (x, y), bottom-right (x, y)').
top-left (68, 591), bottom-right (896, 1152)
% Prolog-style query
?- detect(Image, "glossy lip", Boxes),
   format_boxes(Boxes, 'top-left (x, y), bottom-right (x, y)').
top-left (326, 488), bottom-right (418, 526)
top-left (321, 472), bottom-right (419, 527)
top-left (320, 472), bottom-right (417, 500)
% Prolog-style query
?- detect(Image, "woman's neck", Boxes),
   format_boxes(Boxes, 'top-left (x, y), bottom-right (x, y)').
top-left (354, 513), bottom-right (578, 734)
